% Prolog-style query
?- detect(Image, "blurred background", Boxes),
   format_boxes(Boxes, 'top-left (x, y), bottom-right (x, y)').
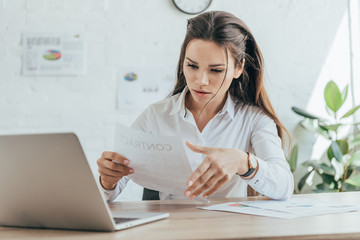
top-left (0, 0), bottom-right (359, 200)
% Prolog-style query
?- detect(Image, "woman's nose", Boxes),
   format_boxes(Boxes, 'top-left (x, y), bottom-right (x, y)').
top-left (197, 71), bottom-right (209, 85)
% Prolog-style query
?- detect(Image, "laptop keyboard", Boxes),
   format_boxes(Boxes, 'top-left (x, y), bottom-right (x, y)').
top-left (113, 217), bottom-right (140, 224)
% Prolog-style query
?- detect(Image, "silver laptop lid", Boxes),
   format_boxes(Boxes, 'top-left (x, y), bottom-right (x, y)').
top-left (0, 133), bottom-right (116, 231)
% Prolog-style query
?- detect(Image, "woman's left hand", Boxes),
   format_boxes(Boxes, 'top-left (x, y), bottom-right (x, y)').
top-left (184, 141), bottom-right (248, 200)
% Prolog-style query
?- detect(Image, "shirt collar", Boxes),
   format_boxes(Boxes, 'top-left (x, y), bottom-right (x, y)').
top-left (169, 86), bottom-right (236, 119)
top-left (220, 93), bottom-right (236, 119)
top-left (169, 86), bottom-right (188, 117)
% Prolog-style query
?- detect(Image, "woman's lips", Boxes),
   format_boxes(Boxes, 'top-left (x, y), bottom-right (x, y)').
top-left (193, 89), bottom-right (211, 97)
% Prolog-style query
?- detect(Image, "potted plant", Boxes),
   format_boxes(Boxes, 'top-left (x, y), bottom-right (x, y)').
top-left (290, 80), bottom-right (360, 193)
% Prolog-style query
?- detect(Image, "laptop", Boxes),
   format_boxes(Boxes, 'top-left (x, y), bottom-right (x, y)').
top-left (0, 133), bottom-right (169, 231)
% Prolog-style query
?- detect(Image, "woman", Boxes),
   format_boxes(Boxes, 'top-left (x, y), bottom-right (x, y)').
top-left (97, 11), bottom-right (294, 201)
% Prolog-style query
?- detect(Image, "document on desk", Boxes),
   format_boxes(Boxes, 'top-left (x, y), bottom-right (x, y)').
top-left (114, 124), bottom-right (193, 196)
top-left (200, 198), bottom-right (360, 219)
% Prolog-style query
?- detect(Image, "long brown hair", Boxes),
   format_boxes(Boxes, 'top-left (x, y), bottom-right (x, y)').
top-left (172, 11), bottom-right (289, 147)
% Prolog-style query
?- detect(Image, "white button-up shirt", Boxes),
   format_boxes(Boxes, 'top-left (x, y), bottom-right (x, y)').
top-left (103, 87), bottom-right (294, 201)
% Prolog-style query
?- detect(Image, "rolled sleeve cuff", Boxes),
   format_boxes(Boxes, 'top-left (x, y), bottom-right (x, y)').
top-left (99, 177), bottom-right (121, 202)
top-left (243, 156), bottom-right (268, 191)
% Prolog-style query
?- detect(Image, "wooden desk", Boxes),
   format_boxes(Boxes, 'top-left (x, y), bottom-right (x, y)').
top-left (1, 192), bottom-right (360, 239)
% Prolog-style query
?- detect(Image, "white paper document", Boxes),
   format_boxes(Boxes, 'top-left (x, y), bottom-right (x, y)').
top-left (200, 198), bottom-right (360, 219)
top-left (114, 124), bottom-right (193, 196)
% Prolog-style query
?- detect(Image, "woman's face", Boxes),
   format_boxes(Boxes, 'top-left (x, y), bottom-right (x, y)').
top-left (183, 39), bottom-right (242, 110)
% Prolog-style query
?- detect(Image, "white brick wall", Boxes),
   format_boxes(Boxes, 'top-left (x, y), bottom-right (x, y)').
top-left (0, 0), bottom-right (353, 199)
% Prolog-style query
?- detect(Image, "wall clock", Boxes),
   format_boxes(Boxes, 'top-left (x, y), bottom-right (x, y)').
top-left (172, 0), bottom-right (212, 15)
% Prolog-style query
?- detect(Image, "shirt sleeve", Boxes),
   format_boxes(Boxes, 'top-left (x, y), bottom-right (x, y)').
top-left (100, 176), bottom-right (130, 201)
top-left (243, 113), bottom-right (294, 200)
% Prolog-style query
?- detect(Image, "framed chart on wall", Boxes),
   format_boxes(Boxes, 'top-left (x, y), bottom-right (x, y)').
top-left (22, 32), bottom-right (87, 76)
top-left (116, 66), bottom-right (175, 110)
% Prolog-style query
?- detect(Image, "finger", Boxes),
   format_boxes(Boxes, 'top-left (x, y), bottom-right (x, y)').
top-left (98, 165), bottom-right (133, 178)
top-left (185, 141), bottom-right (210, 154)
top-left (101, 159), bottom-right (134, 174)
top-left (186, 158), bottom-right (211, 188)
top-left (100, 174), bottom-right (119, 181)
top-left (202, 176), bottom-right (230, 198)
top-left (102, 151), bottom-right (130, 165)
top-left (189, 173), bottom-right (223, 198)
top-left (185, 164), bottom-right (217, 193)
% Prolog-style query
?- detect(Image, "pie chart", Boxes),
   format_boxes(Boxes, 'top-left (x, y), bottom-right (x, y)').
top-left (124, 72), bottom-right (137, 81)
top-left (43, 50), bottom-right (62, 61)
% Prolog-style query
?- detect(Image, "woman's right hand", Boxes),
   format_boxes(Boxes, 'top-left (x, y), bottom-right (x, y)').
top-left (97, 151), bottom-right (134, 190)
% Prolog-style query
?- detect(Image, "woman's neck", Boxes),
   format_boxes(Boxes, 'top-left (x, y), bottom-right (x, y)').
top-left (185, 91), bottom-right (227, 131)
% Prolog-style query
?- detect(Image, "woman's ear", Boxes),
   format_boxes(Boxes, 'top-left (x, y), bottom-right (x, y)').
top-left (234, 68), bottom-right (242, 78)
top-left (234, 59), bottom-right (245, 78)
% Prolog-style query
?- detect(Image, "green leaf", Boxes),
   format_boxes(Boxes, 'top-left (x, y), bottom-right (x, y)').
top-left (319, 123), bottom-right (341, 132)
top-left (352, 137), bottom-right (360, 143)
top-left (302, 161), bottom-right (335, 175)
top-left (315, 183), bottom-right (334, 192)
top-left (288, 144), bottom-right (298, 172)
top-left (351, 137), bottom-right (360, 147)
top-left (331, 141), bottom-right (343, 162)
top-left (299, 118), bottom-right (317, 130)
top-left (319, 163), bottom-right (336, 175)
top-left (344, 169), bottom-right (353, 180)
top-left (321, 173), bottom-right (335, 185)
top-left (291, 107), bottom-right (323, 120)
top-left (342, 181), bottom-right (360, 191)
top-left (340, 140), bottom-right (349, 154)
top-left (345, 175), bottom-right (360, 187)
top-left (331, 158), bottom-right (344, 181)
top-left (342, 85), bottom-right (348, 103)
top-left (341, 105), bottom-right (360, 119)
top-left (327, 140), bottom-right (348, 162)
top-left (324, 81), bottom-right (343, 113)
top-left (349, 165), bottom-right (360, 171)
top-left (299, 119), bottom-right (331, 139)
top-left (298, 170), bottom-right (313, 192)
top-left (349, 151), bottom-right (360, 166)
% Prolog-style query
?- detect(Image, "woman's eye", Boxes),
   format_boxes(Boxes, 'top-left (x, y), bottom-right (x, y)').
top-left (187, 64), bottom-right (198, 69)
top-left (211, 69), bottom-right (223, 73)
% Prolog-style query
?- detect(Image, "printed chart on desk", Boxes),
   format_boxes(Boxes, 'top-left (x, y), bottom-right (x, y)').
top-left (201, 198), bottom-right (360, 219)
